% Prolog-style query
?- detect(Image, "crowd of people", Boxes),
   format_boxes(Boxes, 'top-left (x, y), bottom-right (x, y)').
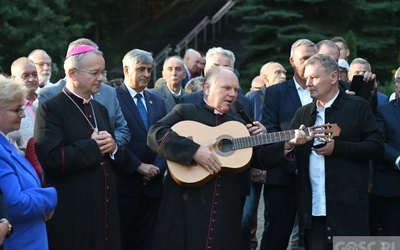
top-left (0, 35), bottom-right (398, 250)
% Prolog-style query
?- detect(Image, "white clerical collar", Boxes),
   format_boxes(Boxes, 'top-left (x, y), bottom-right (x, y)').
top-left (203, 98), bottom-right (223, 115)
top-left (65, 86), bottom-right (93, 104)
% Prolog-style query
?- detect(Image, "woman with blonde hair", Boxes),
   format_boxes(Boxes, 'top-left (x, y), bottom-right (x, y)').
top-left (0, 78), bottom-right (57, 250)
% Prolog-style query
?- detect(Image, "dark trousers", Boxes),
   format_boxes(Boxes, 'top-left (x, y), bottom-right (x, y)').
top-left (242, 182), bottom-right (264, 250)
top-left (372, 195), bottom-right (400, 235)
top-left (259, 185), bottom-right (297, 250)
top-left (304, 216), bottom-right (332, 250)
top-left (118, 194), bottom-right (160, 250)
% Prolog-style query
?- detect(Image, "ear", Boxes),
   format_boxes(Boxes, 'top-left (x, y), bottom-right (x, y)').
top-left (331, 70), bottom-right (339, 84)
top-left (346, 49), bottom-right (350, 58)
top-left (66, 68), bottom-right (77, 81)
top-left (262, 74), bottom-right (268, 85)
top-left (289, 57), bottom-right (295, 68)
top-left (203, 81), bottom-right (211, 95)
top-left (123, 65), bottom-right (130, 76)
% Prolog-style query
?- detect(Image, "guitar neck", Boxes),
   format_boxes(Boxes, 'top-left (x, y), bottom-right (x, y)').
top-left (232, 128), bottom-right (311, 149)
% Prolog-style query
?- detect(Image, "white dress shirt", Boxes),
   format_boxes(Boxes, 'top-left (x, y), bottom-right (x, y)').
top-left (309, 91), bottom-right (339, 216)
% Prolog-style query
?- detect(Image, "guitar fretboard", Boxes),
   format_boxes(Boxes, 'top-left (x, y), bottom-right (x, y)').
top-left (232, 128), bottom-right (311, 150)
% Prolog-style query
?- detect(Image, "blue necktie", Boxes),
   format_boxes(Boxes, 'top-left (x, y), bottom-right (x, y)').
top-left (135, 94), bottom-right (148, 130)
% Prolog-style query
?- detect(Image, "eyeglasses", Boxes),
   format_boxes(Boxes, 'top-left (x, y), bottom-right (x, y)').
top-left (35, 62), bottom-right (52, 67)
top-left (74, 68), bottom-right (107, 78)
top-left (8, 105), bottom-right (26, 117)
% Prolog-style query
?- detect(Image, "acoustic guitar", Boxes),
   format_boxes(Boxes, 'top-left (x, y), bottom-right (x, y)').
top-left (167, 120), bottom-right (341, 187)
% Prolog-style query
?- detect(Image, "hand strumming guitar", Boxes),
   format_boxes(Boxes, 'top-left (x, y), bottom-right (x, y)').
top-left (193, 140), bottom-right (222, 174)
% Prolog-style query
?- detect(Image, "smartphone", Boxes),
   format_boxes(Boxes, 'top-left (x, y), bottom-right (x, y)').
top-left (313, 143), bottom-right (326, 149)
top-left (349, 75), bottom-right (374, 100)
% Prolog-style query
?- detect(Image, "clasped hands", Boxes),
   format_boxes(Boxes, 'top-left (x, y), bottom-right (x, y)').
top-left (91, 128), bottom-right (116, 155)
top-left (137, 163), bottom-right (160, 185)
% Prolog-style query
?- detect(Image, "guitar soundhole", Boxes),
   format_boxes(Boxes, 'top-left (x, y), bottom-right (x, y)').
top-left (218, 139), bottom-right (233, 153)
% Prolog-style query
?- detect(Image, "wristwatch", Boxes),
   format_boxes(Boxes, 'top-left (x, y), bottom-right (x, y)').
top-left (0, 218), bottom-right (13, 238)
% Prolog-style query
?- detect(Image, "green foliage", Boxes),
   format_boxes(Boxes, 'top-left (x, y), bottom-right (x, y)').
top-left (231, 0), bottom-right (400, 92)
top-left (0, 0), bottom-right (93, 79)
top-left (378, 81), bottom-right (395, 97)
top-left (346, 31), bottom-right (357, 62)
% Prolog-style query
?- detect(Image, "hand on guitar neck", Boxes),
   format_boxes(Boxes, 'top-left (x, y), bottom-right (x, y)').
top-left (246, 121), bottom-right (267, 135)
top-left (284, 124), bottom-right (310, 150)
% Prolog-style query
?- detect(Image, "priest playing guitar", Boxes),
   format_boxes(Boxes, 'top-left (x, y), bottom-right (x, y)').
top-left (147, 66), bottom-right (311, 250)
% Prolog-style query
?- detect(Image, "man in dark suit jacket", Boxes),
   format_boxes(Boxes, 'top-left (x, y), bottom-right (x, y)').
top-left (116, 49), bottom-right (167, 250)
top-left (372, 67), bottom-right (400, 235)
top-left (243, 62), bottom-right (286, 250)
top-left (259, 39), bottom-right (317, 250)
top-left (148, 56), bottom-right (186, 112)
top-left (275, 54), bottom-right (383, 249)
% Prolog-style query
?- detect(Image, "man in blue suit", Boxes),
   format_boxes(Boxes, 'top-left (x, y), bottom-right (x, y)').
top-left (372, 67), bottom-right (400, 235)
top-left (116, 49), bottom-right (167, 250)
top-left (259, 39), bottom-right (317, 250)
top-left (37, 38), bottom-right (130, 147)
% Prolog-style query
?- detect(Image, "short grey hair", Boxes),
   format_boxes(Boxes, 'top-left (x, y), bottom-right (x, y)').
top-left (28, 49), bottom-right (51, 61)
top-left (122, 49), bottom-right (153, 67)
top-left (205, 47), bottom-right (235, 69)
top-left (204, 66), bottom-right (235, 86)
top-left (304, 53), bottom-right (339, 75)
top-left (0, 78), bottom-right (27, 110)
top-left (11, 57), bottom-right (35, 76)
top-left (259, 61), bottom-right (278, 76)
top-left (290, 39), bottom-right (316, 57)
top-left (67, 38), bottom-right (99, 52)
top-left (163, 55), bottom-right (184, 69)
top-left (350, 58), bottom-right (371, 71)
top-left (316, 40), bottom-right (340, 54)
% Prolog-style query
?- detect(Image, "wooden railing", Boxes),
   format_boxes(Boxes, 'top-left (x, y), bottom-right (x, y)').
top-left (152, 44), bottom-right (173, 82)
top-left (151, 0), bottom-right (236, 81)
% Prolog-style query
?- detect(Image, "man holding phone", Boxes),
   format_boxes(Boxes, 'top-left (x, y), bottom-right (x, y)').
top-left (348, 58), bottom-right (388, 113)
